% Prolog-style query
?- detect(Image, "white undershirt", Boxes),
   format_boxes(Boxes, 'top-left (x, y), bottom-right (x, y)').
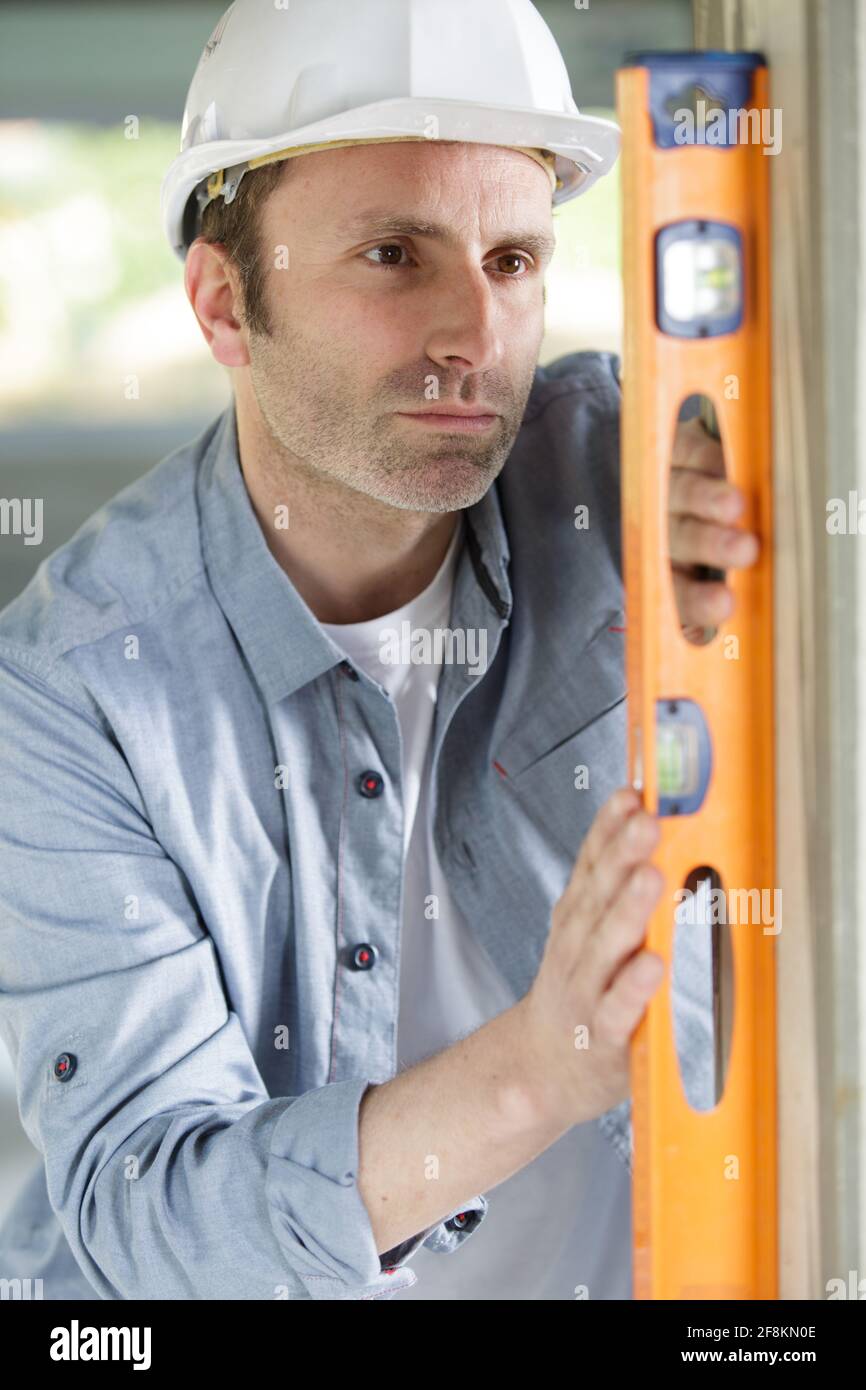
top-left (320, 516), bottom-right (633, 1299)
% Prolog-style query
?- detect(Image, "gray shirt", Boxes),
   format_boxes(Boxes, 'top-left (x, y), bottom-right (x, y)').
top-left (0, 350), bottom-right (713, 1300)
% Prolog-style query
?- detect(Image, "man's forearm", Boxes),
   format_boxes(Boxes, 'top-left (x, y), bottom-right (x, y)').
top-left (357, 998), bottom-right (570, 1255)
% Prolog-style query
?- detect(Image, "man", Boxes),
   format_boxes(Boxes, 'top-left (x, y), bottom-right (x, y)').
top-left (0, 0), bottom-right (758, 1300)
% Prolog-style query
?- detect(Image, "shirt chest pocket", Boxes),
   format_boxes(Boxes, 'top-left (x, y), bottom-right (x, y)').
top-left (497, 694), bottom-right (629, 863)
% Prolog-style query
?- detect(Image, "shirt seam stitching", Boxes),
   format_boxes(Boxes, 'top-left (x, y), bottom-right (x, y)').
top-left (0, 563), bottom-right (207, 694)
top-left (0, 651), bottom-right (111, 737)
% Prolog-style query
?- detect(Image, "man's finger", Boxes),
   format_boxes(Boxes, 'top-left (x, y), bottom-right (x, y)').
top-left (559, 786), bottom-right (640, 907)
top-left (672, 568), bottom-right (734, 629)
top-left (668, 465), bottom-right (745, 522)
top-left (670, 417), bottom-right (726, 476)
top-left (670, 514), bottom-right (759, 571)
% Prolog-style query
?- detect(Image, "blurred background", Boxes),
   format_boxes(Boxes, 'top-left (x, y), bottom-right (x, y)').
top-left (0, 0), bottom-right (692, 1222)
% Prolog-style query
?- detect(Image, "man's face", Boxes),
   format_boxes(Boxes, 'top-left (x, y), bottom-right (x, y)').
top-left (241, 139), bottom-right (556, 513)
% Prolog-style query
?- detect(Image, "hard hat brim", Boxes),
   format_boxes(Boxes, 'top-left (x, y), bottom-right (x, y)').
top-left (162, 95), bottom-right (621, 261)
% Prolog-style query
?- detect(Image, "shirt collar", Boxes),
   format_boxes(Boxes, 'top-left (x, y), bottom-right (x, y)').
top-left (198, 402), bottom-right (512, 707)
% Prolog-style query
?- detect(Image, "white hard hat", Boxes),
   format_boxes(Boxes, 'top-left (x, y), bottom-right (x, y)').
top-left (161, 0), bottom-right (621, 261)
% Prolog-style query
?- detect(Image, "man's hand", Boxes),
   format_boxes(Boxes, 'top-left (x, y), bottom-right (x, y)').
top-left (516, 786), bottom-right (665, 1131)
top-left (669, 416), bottom-right (760, 644)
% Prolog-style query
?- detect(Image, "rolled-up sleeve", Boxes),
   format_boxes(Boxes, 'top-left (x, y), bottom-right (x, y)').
top-left (266, 1082), bottom-right (489, 1296)
top-left (0, 652), bottom-right (486, 1299)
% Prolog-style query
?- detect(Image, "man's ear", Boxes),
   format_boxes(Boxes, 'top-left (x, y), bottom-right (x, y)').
top-left (185, 239), bottom-right (250, 369)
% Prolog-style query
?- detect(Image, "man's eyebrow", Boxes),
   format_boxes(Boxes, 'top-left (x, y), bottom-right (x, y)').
top-left (337, 213), bottom-right (557, 262)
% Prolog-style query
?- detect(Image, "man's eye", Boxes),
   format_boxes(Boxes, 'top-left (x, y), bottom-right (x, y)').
top-left (495, 253), bottom-right (530, 276)
top-left (360, 245), bottom-right (531, 274)
top-left (362, 243), bottom-right (411, 270)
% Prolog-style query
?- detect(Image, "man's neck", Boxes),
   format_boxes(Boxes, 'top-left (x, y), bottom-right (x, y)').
top-left (235, 406), bottom-right (460, 625)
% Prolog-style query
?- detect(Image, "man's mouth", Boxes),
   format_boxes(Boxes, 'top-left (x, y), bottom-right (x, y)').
top-left (394, 408), bottom-right (499, 433)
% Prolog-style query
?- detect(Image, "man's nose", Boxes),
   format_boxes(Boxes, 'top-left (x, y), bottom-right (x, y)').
top-left (422, 266), bottom-right (507, 376)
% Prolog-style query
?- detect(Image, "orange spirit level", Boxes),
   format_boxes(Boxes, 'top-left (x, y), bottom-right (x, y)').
top-left (616, 51), bottom-right (776, 1299)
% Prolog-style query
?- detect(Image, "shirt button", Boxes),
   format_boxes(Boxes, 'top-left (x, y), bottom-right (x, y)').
top-left (351, 942), bottom-right (378, 971)
top-left (53, 1052), bottom-right (77, 1082)
top-left (358, 770), bottom-right (384, 798)
top-left (338, 660), bottom-right (359, 681)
